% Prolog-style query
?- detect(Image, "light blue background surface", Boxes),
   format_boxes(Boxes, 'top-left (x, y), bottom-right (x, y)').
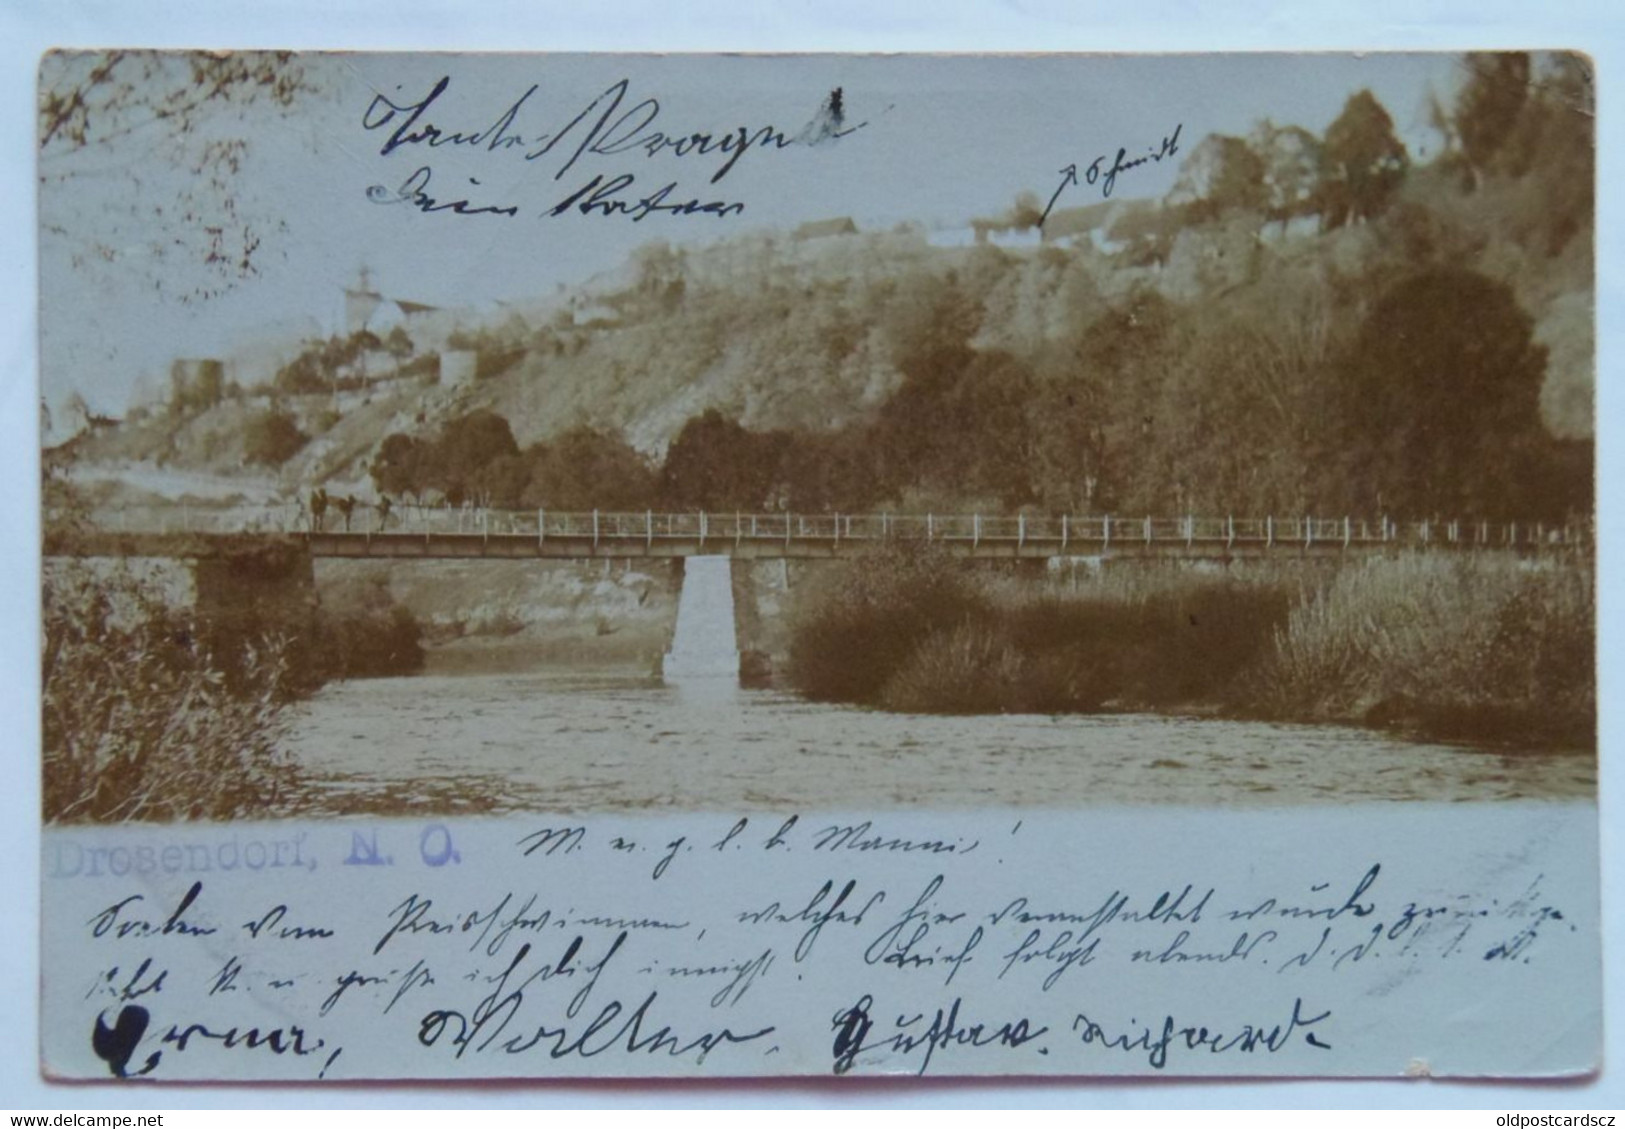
top-left (2, 0), bottom-right (1618, 1110)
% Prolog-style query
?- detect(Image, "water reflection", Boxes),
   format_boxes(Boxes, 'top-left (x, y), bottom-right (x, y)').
top-left (281, 670), bottom-right (1596, 816)
top-left (661, 555), bottom-right (741, 685)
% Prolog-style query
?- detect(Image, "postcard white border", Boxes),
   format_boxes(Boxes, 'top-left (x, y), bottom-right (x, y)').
top-left (5, 0), bottom-right (1622, 1110)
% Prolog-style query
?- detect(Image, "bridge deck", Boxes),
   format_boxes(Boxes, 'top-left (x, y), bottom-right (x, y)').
top-left (48, 510), bottom-right (1587, 561)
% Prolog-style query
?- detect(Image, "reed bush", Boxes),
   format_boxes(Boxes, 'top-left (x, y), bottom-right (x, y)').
top-left (880, 621), bottom-right (1028, 713)
top-left (1001, 580), bottom-right (1293, 708)
top-left (787, 553), bottom-right (1293, 713)
top-left (1256, 553), bottom-right (1593, 744)
top-left (785, 549), bottom-right (1590, 747)
top-left (315, 571), bottom-right (428, 677)
top-left (787, 539), bottom-right (988, 704)
top-left (42, 565), bottom-right (304, 823)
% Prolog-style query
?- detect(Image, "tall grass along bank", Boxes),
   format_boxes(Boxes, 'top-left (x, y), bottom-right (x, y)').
top-left (785, 544), bottom-right (1592, 750)
top-left (42, 560), bottom-right (427, 823)
top-left (1254, 553), bottom-right (1593, 747)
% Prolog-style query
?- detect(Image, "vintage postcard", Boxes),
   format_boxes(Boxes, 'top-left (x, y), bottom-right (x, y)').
top-left (37, 50), bottom-right (1598, 1081)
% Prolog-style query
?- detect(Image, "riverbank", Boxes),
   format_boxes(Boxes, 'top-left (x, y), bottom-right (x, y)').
top-left (784, 545), bottom-right (1595, 753)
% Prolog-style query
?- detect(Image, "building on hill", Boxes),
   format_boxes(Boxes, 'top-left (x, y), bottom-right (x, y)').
top-left (169, 358), bottom-right (224, 413)
top-left (43, 391), bottom-right (118, 447)
top-left (1039, 201), bottom-right (1114, 248)
top-left (927, 225), bottom-right (977, 248)
top-left (793, 217), bottom-right (857, 240)
top-left (1259, 213), bottom-right (1323, 244)
top-left (343, 266), bottom-right (444, 336)
top-left (220, 315), bottom-right (326, 390)
top-left (982, 224), bottom-right (1043, 249)
top-left (440, 350), bottom-right (479, 386)
top-left (1160, 215), bottom-right (1264, 300)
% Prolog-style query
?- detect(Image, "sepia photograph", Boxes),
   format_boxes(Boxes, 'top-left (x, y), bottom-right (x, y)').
top-left (30, 45), bottom-right (1605, 1086)
top-left (40, 50), bottom-right (1595, 822)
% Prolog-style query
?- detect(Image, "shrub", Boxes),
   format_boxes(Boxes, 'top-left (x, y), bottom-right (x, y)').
top-left (1255, 553), bottom-right (1594, 745)
top-left (789, 552), bottom-right (1294, 714)
top-left (42, 564), bottom-right (302, 823)
top-left (787, 540), bottom-right (987, 704)
top-left (881, 621), bottom-right (1027, 713)
top-left (319, 604), bottom-right (426, 678)
top-left (310, 571), bottom-right (427, 678)
top-left (243, 409), bottom-right (309, 467)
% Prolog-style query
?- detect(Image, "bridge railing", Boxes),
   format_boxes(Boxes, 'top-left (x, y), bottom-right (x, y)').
top-left (425, 510), bottom-right (1586, 551)
top-left (57, 502), bottom-right (1590, 552)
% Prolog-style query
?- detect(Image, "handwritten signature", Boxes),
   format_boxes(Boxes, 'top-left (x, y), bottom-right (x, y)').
top-left (1038, 123), bottom-right (1183, 226)
top-left (1072, 995), bottom-right (1332, 1070)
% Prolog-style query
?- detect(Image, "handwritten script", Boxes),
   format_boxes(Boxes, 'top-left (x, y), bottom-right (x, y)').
top-left (360, 76), bottom-right (864, 223)
top-left (41, 807), bottom-right (1598, 1080)
top-left (1039, 123), bottom-right (1183, 226)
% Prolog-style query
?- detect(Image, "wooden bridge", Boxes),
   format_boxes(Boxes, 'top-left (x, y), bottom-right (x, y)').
top-left (52, 507), bottom-right (1589, 562)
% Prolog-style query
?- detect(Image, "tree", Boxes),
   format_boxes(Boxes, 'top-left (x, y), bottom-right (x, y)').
top-left (1249, 121), bottom-right (1322, 232)
top-left (243, 410), bottom-right (308, 467)
top-left (371, 433), bottom-right (432, 499)
top-left (383, 326), bottom-right (414, 376)
top-left (433, 411), bottom-right (519, 505)
top-left (1494, 52), bottom-right (1596, 255)
top-left (661, 410), bottom-right (778, 510)
top-left (1319, 91), bottom-right (1408, 227)
top-left (273, 352), bottom-right (327, 397)
top-left (525, 427), bottom-right (657, 511)
top-left (1168, 134), bottom-right (1266, 222)
top-left (40, 50), bottom-right (318, 302)
top-left (1330, 267), bottom-right (1550, 519)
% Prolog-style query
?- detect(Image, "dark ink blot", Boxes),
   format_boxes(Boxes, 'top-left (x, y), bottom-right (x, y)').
top-left (831, 994), bottom-right (874, 1076)
top-left (92, 1004), bottom-right (160, 1078)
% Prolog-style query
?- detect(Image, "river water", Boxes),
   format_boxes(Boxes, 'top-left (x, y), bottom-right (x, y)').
top-left (279, 669), bottom-right (1595, 815)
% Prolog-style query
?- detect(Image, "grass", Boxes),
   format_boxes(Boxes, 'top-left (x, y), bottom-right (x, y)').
top-left (42, 561), bottom-right (430, 823)
top-left (42, 564), bottom-right (304, 823)
top-left (1254, 553), bottom-right (1594, 746)
top-left (785, 545), bottom-right (1594, 750)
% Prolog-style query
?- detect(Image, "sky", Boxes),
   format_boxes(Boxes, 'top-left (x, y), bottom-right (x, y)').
top-left (38, 50), bottom-right (1465, 415)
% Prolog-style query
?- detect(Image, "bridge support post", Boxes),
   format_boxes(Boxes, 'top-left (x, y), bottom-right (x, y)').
top-left (1266, 515), bottom-right (1274, 549)
top-left (1061, 513), bottom-right (1068, 552)
top-left (974, 514), bottom-right (981, 550)
top-left (538, 508), bottom-right (545, 549)
top-left (700, 511), bottom-right (708, 550)
top-left (1226, 515), bottom-right (1234, 551)
top-left (647, 510), bottom-right (654, 550)
top-left (1344, 516), bottom-right (1351, 549)
top-left (1103, 515), bottom-right (1111, 552)
top-left (1305, 517), bottom-right (1312, 550)
top-left (927, 513), bottom-right (934, 541)
top-left (593, 509), bottom-right (600, 550)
